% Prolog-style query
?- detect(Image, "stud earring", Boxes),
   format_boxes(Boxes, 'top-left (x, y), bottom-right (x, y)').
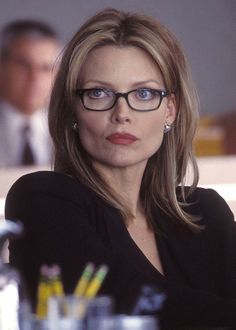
top-left (164, 122), bottom-right (172, 133)
top-left (72, 122), bottom-right (79, 131)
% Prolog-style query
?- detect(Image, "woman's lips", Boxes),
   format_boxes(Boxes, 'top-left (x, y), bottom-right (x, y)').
top-left (106, 133), bottom-right (138, 145)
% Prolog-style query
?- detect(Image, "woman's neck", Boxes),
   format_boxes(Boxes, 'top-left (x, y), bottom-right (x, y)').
top-left (93, 161), bottom-right (146, 218)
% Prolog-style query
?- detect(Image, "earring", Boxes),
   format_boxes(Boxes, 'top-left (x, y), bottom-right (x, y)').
top-left (72, 122), bottom-right (79, 131)
top-left (164, 122), bottom-right (172, 133)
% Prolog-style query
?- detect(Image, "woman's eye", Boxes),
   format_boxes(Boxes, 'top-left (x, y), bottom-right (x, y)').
top-left (136, 89), bottom-right (154, 100)
top-left (88, 89), bottom-right (105, 98)
top-left (87, 89), bottom-right (112, 99)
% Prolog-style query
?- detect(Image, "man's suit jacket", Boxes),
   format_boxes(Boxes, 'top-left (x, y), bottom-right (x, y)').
top-left (0, 101), bottom-right (52, 167)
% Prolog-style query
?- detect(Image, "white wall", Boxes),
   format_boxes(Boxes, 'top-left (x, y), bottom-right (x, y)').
top-left (197, 156), bottom-right (236, 216)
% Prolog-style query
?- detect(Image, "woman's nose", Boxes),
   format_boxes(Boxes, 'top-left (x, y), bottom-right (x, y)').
top-left (111, 97), bottom-right (131, 124)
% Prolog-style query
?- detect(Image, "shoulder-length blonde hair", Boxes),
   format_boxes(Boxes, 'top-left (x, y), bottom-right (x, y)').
top-left (49, 8), bottom-right (200, 231)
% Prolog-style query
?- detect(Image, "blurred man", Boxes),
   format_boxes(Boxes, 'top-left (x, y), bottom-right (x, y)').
top-left (0, 20), bottom-right (60, 167)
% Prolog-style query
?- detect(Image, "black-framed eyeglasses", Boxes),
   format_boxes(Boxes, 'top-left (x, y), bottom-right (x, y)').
top-left (75, 88), bottom-right (169, 112)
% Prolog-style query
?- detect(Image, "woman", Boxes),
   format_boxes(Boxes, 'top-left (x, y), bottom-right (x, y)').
top-left (5, 8), bottom-right (236, 328)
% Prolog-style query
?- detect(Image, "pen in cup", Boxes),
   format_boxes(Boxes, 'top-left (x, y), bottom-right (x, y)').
top-left (74, 263), bottom-right (95, 297)
top-left (36, 264), bottom-right (64, 319)
top-left (84, 264), bottom-right (109, 299)
top-left (73, 263), bottom-right (109, 319)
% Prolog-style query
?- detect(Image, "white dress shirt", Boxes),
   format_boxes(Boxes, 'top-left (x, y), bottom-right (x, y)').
top-left (0, 101), bottom-right (53, 167)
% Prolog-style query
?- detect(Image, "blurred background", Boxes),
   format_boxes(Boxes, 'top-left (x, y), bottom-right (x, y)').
top-left (1, 0), bottom-right (235, 118)
top-left (0, 0), bottom-right (236, 220)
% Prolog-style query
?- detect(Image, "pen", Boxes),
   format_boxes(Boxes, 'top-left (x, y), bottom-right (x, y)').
top-left (74, 263), bottom-right (95, 297)
top-left (84, 264), bottom-right (109, 298)
top-left (49, 264), bottom-right (64, 296)
top-left (36, 265), bottom-right (52, 319)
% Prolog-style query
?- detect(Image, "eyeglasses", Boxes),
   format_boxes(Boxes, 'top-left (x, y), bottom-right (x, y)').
top-left (75, 88), bottom-right (169, 112)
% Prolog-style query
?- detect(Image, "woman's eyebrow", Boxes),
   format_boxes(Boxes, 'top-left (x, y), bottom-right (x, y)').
top-left (82, 80), bottom-right (113, 87)
top-left (82, 79), bottom-right (164, 89)
top-left (131, 79), bottom-right (164, 88)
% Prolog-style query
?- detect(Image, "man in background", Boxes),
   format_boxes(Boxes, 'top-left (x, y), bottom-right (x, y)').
top-left (0, 20), bottom-right (60, 167)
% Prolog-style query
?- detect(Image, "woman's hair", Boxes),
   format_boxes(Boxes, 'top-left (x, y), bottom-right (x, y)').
top-left (49, 8), bottom-right (200, 231)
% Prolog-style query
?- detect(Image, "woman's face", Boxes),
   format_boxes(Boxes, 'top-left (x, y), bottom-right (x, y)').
top-left (75, 45), bottom-right (176, 171)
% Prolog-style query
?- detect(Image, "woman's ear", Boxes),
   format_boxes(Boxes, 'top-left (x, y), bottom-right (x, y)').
top-left (165, 93), bottom-right (177, 124)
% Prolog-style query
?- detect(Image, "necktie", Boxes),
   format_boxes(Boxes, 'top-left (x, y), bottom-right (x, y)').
top-left (21, 124), bottom-right (35, 166)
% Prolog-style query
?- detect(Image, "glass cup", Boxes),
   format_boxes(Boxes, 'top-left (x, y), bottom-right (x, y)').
top-left (113, 315), bottom-right (159, 330)
top-left (86, 295), bottom-right (114, 330)
top-left (47, 295), bottom-right (85, 330)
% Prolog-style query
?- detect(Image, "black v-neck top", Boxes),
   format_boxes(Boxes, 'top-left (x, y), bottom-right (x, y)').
top-left (5, 171), bottom-right (236, 329)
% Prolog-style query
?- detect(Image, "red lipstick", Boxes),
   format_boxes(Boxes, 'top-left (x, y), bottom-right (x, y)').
top-left (106, 133), bottom-right (138, 145)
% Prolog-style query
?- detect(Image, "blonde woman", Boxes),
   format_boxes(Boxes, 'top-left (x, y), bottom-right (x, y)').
top-left (6, 9), bottom-right (236, 328)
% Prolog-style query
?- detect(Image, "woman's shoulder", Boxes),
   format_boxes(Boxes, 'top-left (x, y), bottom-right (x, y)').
top-left (8, 170), bottom-right (80, 187)
top-left (5, 171), bottom-right (106, 230)
top-left (186, 186), bottom-right (235, 226)
top-left (188, 186), bottom-right (231, 211)
top-left (6, 171), bottom-right (96, 206)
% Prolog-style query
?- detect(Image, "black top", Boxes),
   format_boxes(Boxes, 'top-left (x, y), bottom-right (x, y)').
top-left (5, 171), bottom-right (236, 329)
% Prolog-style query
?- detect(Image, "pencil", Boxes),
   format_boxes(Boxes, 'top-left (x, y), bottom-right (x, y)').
top-left (36, 265), bottom-right (51, 319)
top-left (49, 264), bottom-right (64, 297)
top-left (84, 264), bottom-right (109, 298)
top-left (74, 263), bottom-right (95, 297)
